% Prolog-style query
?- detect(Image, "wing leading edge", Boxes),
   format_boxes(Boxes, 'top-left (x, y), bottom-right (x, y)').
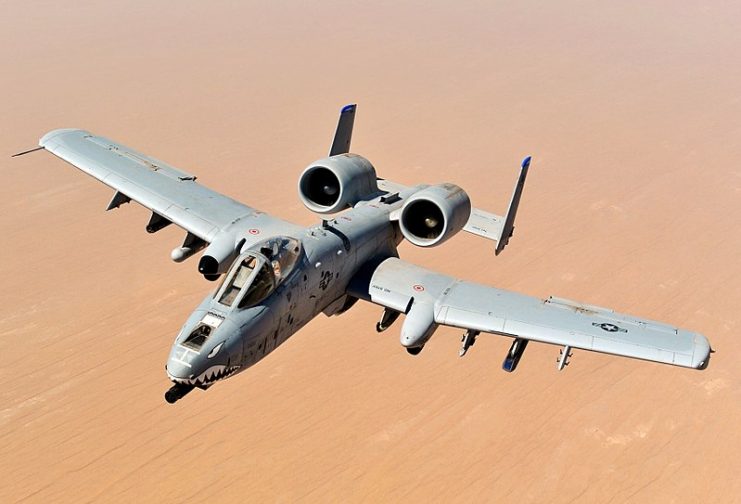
top-left (38, 129), bottom-right (297, 244)
top-left (352, 258), bottom-right (711, 370)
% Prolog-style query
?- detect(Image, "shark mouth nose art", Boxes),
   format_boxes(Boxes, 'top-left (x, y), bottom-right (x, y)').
top-left (169, 364), bottom-right (240, 387)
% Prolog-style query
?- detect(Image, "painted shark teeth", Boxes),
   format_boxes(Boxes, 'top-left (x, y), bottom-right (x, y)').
top-left (169, 364), bottom-right (240, 386)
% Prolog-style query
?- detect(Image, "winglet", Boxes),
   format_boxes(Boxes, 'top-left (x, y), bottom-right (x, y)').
top-left (495, 156), bottom-right (532, 256)
top-left (329, 104), bottom-right (357, 156)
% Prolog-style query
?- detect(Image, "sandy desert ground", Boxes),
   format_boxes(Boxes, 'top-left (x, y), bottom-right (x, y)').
top-left (1, 1), bottom-right (739, 502)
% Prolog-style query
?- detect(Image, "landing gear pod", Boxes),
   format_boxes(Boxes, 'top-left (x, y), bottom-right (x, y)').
top-left (400, 302), bottom-right (438, 348)
top-left (406, 346), bottom-right (424, 355)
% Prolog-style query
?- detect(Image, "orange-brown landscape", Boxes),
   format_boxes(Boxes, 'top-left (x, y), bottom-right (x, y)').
top-left (1, 2), bottom-right (739, 502)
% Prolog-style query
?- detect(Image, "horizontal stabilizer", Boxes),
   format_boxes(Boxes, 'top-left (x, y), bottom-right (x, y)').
top-left (463, 208), bottom-right (505, 240)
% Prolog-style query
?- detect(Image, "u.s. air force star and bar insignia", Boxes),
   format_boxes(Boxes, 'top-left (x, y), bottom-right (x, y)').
top-left (592, 322), bottom-right (628, 333)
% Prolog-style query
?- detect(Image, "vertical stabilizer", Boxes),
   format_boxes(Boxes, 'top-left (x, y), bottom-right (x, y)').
top-left (495, 156), bottom-right (531, 255)
top-left (329, 104), bottom-right (357, 156)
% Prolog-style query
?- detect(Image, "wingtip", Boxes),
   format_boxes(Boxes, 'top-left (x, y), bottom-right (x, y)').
top-left (521, 156), bottom-right (532, 170)
top-left (341, 103), bottom-right (357, 114)
top-left (692, 332), bottom-right (712, 370)
top-left (39, 128), bottom-right (84, 147)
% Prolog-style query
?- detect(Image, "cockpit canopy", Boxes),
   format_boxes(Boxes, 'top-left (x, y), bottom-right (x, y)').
top-left (213, 236), bottom-right (302, 310)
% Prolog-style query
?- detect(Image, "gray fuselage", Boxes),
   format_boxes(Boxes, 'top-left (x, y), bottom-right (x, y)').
top-left (165, 188), bottom-right (414, 388)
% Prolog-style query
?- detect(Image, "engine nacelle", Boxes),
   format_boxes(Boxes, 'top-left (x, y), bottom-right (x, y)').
top-left (399, 183), bottom-right (471, 247)
top-left (298, 154), bottom-right (378, 214)
top-left (198, 233), bottom-right (244, 279)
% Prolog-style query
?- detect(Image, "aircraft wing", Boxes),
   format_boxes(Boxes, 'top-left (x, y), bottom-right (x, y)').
top-left (351, 257), bottom-right (711, 370)
top-left (37, 128), bottom-right (293, 243)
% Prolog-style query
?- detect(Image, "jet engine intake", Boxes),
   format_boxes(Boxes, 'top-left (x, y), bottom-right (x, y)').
top-left (399, 184), bottom-right (471, 247)
top-left (298, 154), bottom-right (378, 214)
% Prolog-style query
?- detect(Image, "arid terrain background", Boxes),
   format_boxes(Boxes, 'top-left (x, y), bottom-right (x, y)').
top-left (1, 1), bottom-right (739, 502)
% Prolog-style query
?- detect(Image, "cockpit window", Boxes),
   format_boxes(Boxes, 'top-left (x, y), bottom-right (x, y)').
top-left (182, 324), bottom-right (212, 350)
top-left (238, 262), bottom-right (274, 308)
top-left (218, 257), bottom-right (257, 307)
top-left (256, 237), bottom-right (302, 285)
top-left (212, 237), bottom-right (300, 310)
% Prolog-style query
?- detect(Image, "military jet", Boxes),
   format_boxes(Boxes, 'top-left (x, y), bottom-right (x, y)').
top-left (19, 105), bottom-right (711, 403)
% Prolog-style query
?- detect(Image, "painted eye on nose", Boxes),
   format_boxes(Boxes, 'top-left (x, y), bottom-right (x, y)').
top-left (207, 342), bottom-right (224, 359)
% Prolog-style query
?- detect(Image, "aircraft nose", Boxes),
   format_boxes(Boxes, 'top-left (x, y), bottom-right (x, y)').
top-left (166, 341), bottom-right (201, 382)
top-left (166, 355), bottom-right (193, 382)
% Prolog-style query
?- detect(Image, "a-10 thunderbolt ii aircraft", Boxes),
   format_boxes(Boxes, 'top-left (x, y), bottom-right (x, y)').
top-left (20, 105), bottom-right (711, 403)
